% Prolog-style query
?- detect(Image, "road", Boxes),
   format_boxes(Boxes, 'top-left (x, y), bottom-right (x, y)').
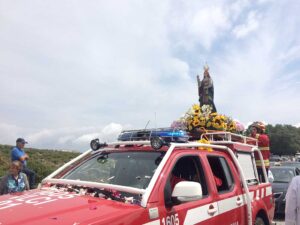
top-left (274, 215), bottom-right (284, 225)
top-left (274, 219), bottom-right (284, 225)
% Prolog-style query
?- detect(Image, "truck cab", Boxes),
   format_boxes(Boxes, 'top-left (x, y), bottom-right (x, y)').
top-left (0, 132), bottom-right (274, 225)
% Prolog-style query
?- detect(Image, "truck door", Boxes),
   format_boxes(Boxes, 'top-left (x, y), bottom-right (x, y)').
top-left (207, 155), bottom-right (246, 225)
top-left (161, 154), bottom-right (219, 225)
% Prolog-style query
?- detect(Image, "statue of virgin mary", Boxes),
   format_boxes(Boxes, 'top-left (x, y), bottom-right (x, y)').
top-left (197, 64), bottom-right (217, 112)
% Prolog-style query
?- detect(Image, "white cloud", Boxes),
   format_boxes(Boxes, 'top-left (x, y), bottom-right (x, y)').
top-left (278, 45), bottom-right (300, 62)
top-left (74, 123), bottom-right (123, 148)
top-left (0, 0), bottom-right (299, 151)
top-left (189, 6), bottom-right (230, 49)
top-left (212, 0), bottom-right (300, 125)
top-left (166, 0), bottom-right (253, 50)
top-left (0, 122), bottom-right (125, 151)
top-left (167, 2), bottom-right (232, 50)
top-left (233, 11), bottom-right (260, 38)
top-left (0, 123), bottom-right (25, 145)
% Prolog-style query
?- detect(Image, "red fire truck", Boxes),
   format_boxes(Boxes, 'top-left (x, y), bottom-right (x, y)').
top-left (0, 131), bottom-right (274, 225)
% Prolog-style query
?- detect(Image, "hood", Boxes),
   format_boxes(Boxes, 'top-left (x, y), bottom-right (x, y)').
top-left (272, 182), bottom-right (289, 192)
top-left (0, 188), bottom-right (143, 225)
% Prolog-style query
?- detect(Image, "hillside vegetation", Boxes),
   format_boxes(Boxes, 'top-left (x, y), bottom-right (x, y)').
top-left (0, 145), bottom-right (80, 184)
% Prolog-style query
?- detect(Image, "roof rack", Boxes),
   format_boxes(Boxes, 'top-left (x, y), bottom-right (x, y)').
top-left (109, 140), bottom-right (151, 146)
top-left (201, 131), bottom-right (257, 146)
top-left (103, 132), bottom-right (257, 150)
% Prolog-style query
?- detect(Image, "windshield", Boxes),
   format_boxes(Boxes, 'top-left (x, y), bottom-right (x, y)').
top-left (63, 151), bottom-right (164, 189)
top-left (270, 168), bottom-right (295, 183)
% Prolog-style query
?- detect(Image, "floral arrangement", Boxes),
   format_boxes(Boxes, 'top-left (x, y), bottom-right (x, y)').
top-left (234, 120), bottom-right (245, 133)
top-left (171, 104), bottom-right (245, 134)
top-left (206, 112), bottom-right (227, 131)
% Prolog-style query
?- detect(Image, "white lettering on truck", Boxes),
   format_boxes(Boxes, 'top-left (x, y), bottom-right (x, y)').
top-left (0, 190), bottom-right (78, 210)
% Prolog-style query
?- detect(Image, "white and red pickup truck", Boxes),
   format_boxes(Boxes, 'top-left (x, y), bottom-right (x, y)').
top-left (0, 131), bottom-right (275, 225)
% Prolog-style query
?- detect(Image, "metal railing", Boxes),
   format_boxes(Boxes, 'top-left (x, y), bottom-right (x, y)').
top-left (201, 131), bottom-right (258, 146)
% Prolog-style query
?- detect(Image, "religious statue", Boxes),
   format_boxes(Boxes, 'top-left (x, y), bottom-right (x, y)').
top-left (197, 64), bottom-right (217, 112)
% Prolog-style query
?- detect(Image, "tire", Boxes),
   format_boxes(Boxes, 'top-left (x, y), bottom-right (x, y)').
top-left (90, 139), bottom-right (100, 150)
top-left (255, 217), bottom-right (265, 225)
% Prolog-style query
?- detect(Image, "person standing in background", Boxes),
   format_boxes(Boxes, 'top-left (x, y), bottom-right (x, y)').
top-left (285, 175), bottom-right (300, 225)
top-left (249, 122), bottom-right (270, 182)
top-left (11, 138), bottom-right (36, 189)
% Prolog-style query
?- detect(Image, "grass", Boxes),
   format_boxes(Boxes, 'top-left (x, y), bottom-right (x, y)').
top-left (0, 144), bottom-right (80, 184)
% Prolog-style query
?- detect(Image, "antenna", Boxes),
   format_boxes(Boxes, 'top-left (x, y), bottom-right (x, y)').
top-left (155, 112), bottom-right (157, 131)
top-left (144, 120), bottom-right (150, 130)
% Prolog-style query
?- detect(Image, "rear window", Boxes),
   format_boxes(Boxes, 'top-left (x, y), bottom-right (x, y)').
top-left (236, 152), bottom-right (258, 184)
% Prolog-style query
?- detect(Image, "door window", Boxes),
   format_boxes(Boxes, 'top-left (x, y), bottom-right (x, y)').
top-left (207, 156), bottom-right (234, 193)
top-left (164, 155), bottom-right (208, 206)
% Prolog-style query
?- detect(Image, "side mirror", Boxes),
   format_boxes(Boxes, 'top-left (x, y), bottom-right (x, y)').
top-left (172, 181), bottom-right (202, 203)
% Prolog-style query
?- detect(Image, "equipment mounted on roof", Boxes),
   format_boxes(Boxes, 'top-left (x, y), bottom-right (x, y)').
top-left (117, 127), bottom-right (189, 143)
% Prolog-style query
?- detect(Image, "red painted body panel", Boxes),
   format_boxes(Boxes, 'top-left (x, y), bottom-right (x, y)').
top-left (0, 189), bottom-right (145, 225)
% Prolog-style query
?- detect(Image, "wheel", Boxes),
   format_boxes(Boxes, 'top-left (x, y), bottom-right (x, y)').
top-left (90, 139), bottom-right (100, 150)
top-left (150, 137), bottom-right (164, 150)
top-left (255, 217), bottom-right (265, 225)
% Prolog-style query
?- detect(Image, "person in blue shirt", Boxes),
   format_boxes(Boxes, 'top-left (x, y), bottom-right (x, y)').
top-left (11, 138), bottom-right (36, 189)
top-left (0, 161), bottom-right (29, 195)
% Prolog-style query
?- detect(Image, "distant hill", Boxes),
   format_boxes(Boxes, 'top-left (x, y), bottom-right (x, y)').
top-left (0, 144), bottom-right (80, 184)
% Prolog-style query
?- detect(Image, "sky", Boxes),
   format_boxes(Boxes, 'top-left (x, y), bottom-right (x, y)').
top-left (0, 0), bottom-right (299, 151)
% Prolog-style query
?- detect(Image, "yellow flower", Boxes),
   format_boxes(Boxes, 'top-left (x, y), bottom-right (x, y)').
top-left (199, 117), bottom-right (206, 127)
top-left (211, 115), bottom-right (226, 130)
top-left (210, 112), bottom-right (218, 117)
top-left (193, 118), bottom-right (201, 127)
top-left (228, 121), bottom-right (237, 132)
top-left (197, 139), bottom-right (213, 151)
top-left (192, 104), bottom-right (200, 111)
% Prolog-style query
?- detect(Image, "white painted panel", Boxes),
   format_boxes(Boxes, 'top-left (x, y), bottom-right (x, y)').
top-left (142, 220), bottom-right (160, 225)
top-left (237, 153), bottom-right (256, 181)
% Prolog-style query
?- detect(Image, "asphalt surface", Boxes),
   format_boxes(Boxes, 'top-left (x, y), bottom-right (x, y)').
top-left (274, 215), bottom-right (285, 225)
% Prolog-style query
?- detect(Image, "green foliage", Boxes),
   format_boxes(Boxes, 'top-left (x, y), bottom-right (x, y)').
top-left (266, 124), bottom-right (300, 155)
top-left (0, 145), bottom-right (80, 184)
